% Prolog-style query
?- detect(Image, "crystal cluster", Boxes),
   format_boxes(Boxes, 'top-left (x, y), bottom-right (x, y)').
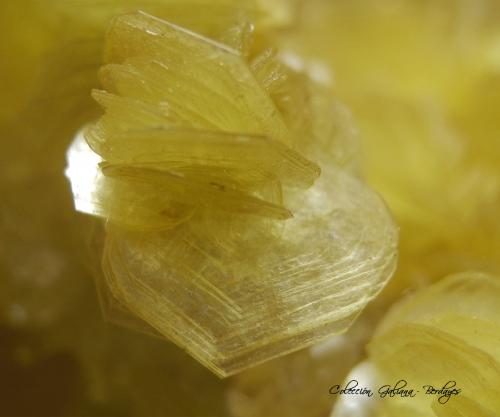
top-left (66, 11), bottom-right (398, 376)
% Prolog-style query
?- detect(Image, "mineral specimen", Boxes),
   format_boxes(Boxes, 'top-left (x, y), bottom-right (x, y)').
top-left (2, 0), bottom-right (500, 415)
top-left (66, 11), bottom-right (398, 376)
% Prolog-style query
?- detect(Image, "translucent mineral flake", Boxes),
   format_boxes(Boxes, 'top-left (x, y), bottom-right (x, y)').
top-left (98, 12), bottom-right (290, 142)
top-left (368, 272), bottom-right (500, 417)
top-left (66, 11), bottom-right (398, 376)
top-left (67, 133), bottom-right (398, 376)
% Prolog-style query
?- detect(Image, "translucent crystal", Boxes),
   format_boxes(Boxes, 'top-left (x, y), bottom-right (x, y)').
top-left (66, 11), bottom-right (398, 376)
top-left (98, 13), bottom-right (290, 141)
top-left (368, 272), bottom-right (500, 417)
top-left (68, 133), bottom-right (398, 376)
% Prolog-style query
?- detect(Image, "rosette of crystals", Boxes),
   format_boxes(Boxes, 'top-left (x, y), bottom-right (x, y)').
top-left (66, 10), bottom-right (398, 376)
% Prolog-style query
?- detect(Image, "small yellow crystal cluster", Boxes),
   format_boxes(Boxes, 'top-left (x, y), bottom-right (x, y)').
top-left (65, 10), bottom-right (398, 376)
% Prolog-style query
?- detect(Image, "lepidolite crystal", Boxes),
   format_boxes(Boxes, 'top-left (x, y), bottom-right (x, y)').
top-left (66, 11), bottom-right (398, 376)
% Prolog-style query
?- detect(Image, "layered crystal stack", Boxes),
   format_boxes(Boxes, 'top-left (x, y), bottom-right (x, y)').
top-left (66, 10), bottom-right (398, 376)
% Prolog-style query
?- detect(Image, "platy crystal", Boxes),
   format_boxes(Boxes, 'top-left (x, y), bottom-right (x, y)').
top-left (368, 272), bottom-right (500, 417)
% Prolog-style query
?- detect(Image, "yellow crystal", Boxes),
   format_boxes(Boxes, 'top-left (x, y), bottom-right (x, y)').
top-left (66, 11), bottom-right (398, 376)
top-left (368, 272), bottom-right (500, 417)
